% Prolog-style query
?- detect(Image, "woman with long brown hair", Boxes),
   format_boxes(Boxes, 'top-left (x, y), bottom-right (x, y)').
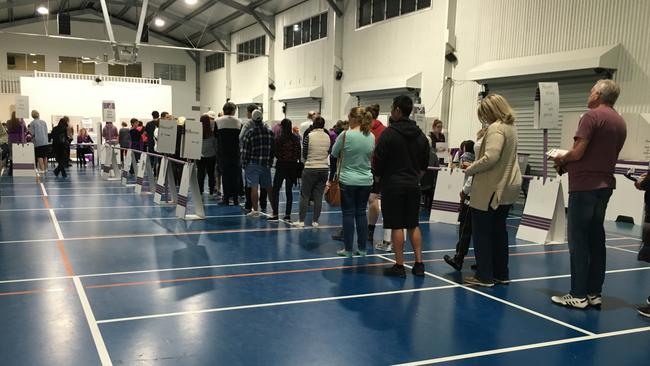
top-left (332, 107), bottom-right (375, 257)
top-left (197, 114), bottom-right (218, 196)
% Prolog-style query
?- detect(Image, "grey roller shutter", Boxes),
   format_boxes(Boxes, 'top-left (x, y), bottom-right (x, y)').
top-left (357, 90), bottom-right (418, 120)
top-left (284, 98), bottom-right (321, 126)
top-left (488, 75), bottom-right (600, 175)
top-left (237, 103), bottom-right (263, 119)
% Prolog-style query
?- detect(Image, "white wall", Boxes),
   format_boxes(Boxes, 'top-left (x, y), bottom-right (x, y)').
top-left (200, 46), bottom-right (229, 113)
top-left (449, 0), bottom-right (650, 148)
top-left (272, 0), bottom-right (339, 125)
top-left (229, 25), bottom-right (271, 120)
top-left (0, 16), bottom-right (198, 121)
top-left (340, 0), bottom-right (448, 121)
top-left (20, 77), bottom-right (172, 128)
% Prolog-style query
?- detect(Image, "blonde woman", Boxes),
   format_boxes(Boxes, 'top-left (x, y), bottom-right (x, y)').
top-left (464, 94), bottom-right (522, 287)
top-left (332, 107), bottom-right (375, 257)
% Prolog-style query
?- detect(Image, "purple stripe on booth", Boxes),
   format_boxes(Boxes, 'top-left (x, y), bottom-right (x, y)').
top-left (177, 195), bottom-right (188, 208)
top-left (136, 177), bottom-right (143, 185)
top-left (617, 160), bottom-right (650, 167)
top-left (12, 163), bottom-right (34, 169)
top-left (520, 214), bottom-right (552, 230)
top-left (432, 200), bottom-right (460, 210)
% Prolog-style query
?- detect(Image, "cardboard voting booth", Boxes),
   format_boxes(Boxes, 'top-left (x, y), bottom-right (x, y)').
top-left (516, 177), bottom-right (566, 244)
top-left (176, 161), bottom-right (206, 220)
top-left (181, 121), bottom-right (202, 160)
top-left (154, 156), bottom-right (177, 204)
top-left (429, 168), bottom-right (465, 224)
top-left (11, 143), bottom-right (36, 177)
top-left (101, 144), bottom-right (120, 180)
top-left (156, 120), bottom-right (178, 155)
top-left (121, 149), bottom-right (137, 185)
top-left (606, 161), bottom-right (646, 224)
top-left (135, 152), bottom-right (156, 194)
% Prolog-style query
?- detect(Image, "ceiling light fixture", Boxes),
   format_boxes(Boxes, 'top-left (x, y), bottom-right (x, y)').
top-left (154, 18), bottom-right (165, 27)
top-left (32, 61), bottom-right (38, 64)
top-left (29, 53), bottom-right (36, 56)
top-left (185, 0), bottom-right (198, 4)
top-left (36, 6), bottom-right (49, 15)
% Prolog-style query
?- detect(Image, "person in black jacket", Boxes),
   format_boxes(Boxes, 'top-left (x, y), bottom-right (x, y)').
top-left (374, 95), bottom-right (430, 278)
top-left (49, 117), bottom-right (71, 178)
top-left (215, 102), bottom-right (242, 205)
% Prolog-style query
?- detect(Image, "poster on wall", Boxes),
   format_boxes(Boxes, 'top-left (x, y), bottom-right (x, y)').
top-left (156, 119), bottom-right (178, 154)
top-left (182, 120), bottom-right (202, 160)
top-left (533, 82), bottom-right (560, 129)
top-left (412, 104), bottom-right (426, 132)
top-left (15, 96), bottom-right (29, 119)
top-left (102, 100), bottom-right (116, 123)
top-left (82, 118), bottom-right (94, 131)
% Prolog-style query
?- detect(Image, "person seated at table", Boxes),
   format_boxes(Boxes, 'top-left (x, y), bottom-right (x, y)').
top-left (76, 128), bottom-right (94, 166)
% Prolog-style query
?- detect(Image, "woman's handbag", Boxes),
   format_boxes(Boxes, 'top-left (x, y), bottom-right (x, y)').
top-left (324, 132), bottom-right (346, 207)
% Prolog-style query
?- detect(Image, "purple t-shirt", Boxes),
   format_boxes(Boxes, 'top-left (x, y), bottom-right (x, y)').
top-left (567, 106), bottom-right (627, 192)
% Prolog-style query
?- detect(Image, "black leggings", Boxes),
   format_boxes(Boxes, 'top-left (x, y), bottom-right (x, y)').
top-left (271, 163), bottom-right (297, 216)
top-left (197, 156), bottom-right (216, 194)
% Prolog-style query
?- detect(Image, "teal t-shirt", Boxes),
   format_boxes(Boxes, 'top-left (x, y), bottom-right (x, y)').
top-left (332, 130), bottom-right (375, 186)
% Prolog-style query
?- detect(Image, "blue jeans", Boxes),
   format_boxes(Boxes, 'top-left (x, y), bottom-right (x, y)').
top-left (472, 204), bottom-right (511, 282)
top-left (567, 188), bottom-right (613, 297)
top-left (340, 184), bottom-right (371, 252)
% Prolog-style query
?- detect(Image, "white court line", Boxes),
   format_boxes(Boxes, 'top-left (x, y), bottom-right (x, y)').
top-left (39, 183), bottom-right (48, 197)
top-left (48, 209), bottom-right (65, 240)
top-left (606, 245), bottom-right (640, 254)
top-left (57, 210), bottom-right (341, 223)
top-left (96, 285), bottom-right (458, 324)
top-left (394, 325), bottom-right (650, 366)
top-left (376, 254), bottom-right (595, 336)
top-left (73, 277), bottom-right (113, 366)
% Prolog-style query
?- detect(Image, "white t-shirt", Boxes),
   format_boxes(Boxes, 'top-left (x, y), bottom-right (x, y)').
top-left (299, 120), bottom-right (312, 139)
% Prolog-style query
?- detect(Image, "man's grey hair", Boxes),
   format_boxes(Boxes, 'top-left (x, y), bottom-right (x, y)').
top-left (594, 79), bottom-right (620, 106)
top-left (31, 110), bottom-right (39, 119)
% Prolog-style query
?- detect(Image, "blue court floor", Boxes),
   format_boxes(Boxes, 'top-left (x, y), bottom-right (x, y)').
top-left (0, 168), bottom-right (649, 365)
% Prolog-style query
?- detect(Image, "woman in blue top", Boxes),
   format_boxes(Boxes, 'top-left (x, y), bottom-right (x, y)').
top-left (332, 107), bottom-right (376, 257)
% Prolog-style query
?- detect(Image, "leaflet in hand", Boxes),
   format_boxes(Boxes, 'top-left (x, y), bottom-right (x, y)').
top-left (545, 148), bottom-right (568, 159)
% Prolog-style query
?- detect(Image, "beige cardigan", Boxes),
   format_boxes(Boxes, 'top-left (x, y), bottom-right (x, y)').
top-left (466, 121), bottom-right (522, 211)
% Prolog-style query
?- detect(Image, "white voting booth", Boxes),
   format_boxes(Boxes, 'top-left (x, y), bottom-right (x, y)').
top-left (121, 149), bottom-right (137, 185)
top-left (429, 168), bottom-right (465, 224)
top-left (176, 120), bottom-right (205, 220)
top-left (153, 120), bottom-right (178, 204)
top-left (101, 144), bottom-right (120, 180)
top-left (517, 177), bottom-right (566, 244)
top-left (606, 161), bottom-right (646, 224)
top-left (135, 152), bottom-right (156, 194)
top-left (12, 143), bottom-right (36, 177)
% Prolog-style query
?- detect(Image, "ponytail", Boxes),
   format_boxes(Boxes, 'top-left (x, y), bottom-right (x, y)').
top-left (349, 107), bottom-right (373, 135)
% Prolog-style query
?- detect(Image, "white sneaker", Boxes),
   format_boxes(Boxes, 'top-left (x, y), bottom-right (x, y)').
top-left (551, 294), bottom-right (588, 309)
top-left (374, 240), bottom-right (393, 252)
top-left (292, 221), bottom-right (304, 228)
top-left (312, 222), bottom-right (319, 228)
top-left (247, 210), bottom-right (260, 218)
top-left (587, 294), bottom-right (602, 307)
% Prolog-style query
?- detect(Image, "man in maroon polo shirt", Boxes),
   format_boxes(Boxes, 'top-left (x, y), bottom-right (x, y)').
top-left (551, 79), bottom-right (627, 309)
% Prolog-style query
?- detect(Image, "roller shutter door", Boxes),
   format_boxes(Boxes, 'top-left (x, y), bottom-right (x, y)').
top-left (237, 103), bottom-right (263, 120)
top-left (357, 90), bottom-right (419, 120)
top-left (488, 75), bottom-right (601, 175)
top-left (284, 98), bottom-right (321, 126)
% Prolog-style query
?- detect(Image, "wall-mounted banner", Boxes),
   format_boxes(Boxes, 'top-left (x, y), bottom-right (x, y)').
top-left (102, 100), bottom-right (116, 123)
top-left (182, 120), bottom-right (202, 160)
top-left (412, 104), bottom-right (426, 132)
top-left (533, 82), bottom-right (559, 130)
top-left (15, 95), bottom-right (29, 119)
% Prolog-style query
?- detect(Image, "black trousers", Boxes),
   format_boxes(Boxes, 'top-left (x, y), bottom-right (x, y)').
top-left (53, 151), bottom-right (68, 177)
top-left (472, 204), bottom-right (511, 282)
top-left (197, 156), bottom-right (217, 194)
top-left (271, 163), bottom-right (297, 216)
top-left (221, 162), bottom-right (241, 202)
top-left (456, 202), bottom-right (473, 258)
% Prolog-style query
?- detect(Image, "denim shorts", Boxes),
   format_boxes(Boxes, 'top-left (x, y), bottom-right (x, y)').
top-left (245, 164), bottom-right (272, 188)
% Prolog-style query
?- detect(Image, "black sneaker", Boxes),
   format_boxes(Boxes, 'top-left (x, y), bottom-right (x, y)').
top-left (443, 255), bottom-right (463, 271)
top-left (267, 215), bottom-right (279, 221)
top-left (283, 215), bottom-right (291, 222)
top-left (383, 264), bottom-right (406, 278)
top-left (464, 276), bottom-right (494, 288)
top-left (411, 262), bottom-right (425, 277)
top-left (639, 305), bottom-right (650, 318)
